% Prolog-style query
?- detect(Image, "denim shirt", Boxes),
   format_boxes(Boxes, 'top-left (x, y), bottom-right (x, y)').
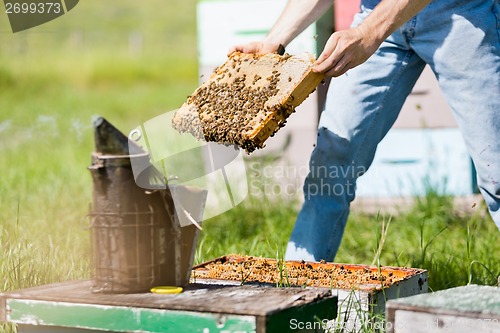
top-left (361, 0), bottom-right (381, 9)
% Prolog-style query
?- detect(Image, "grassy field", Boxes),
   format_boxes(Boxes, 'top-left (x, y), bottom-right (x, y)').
top-left (1, 1), bottom-right (499, 332)
top-left (0, 0), bottom-right (199, 293)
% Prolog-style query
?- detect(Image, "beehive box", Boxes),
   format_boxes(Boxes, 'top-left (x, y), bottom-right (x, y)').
top-left (0, 280), bottom-right (337, 333)
top-left (386, 284), bottom-right (500, 333)
top-left (172, 51), bottom-right (325, 153)
top-left (192, 255), bottom-right (428, 331)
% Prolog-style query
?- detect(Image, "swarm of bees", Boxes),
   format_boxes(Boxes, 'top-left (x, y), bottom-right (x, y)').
top-left (172, 52), bottom-right (324, 153)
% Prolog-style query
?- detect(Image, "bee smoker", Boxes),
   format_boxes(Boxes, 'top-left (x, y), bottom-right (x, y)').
top-left (88, 117), bottom-right (202, 293)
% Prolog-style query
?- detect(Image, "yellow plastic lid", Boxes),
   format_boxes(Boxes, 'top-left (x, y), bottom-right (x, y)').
top-left (150, 286), bottom-right (183, 294)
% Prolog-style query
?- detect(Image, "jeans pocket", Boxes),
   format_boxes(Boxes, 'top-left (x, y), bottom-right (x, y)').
top-left (350, 5), bottom-right (373, 29)
top-left (494, 0), bottom-right (500, 28)
top-left (493, 0), bottom-right (500, 41)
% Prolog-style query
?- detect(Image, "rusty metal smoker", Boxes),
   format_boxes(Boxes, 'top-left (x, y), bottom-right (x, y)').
top-left (88, 117), bottom-right (201, 293)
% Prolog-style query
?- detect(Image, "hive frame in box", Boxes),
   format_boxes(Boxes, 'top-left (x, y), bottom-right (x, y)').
top-left (192, 255), bottom-right (428, 331)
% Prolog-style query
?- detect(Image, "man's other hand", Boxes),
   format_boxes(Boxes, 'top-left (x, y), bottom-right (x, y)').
top-left (313, 27), bottom-right (381, 77)
top-left (228, 41), bottom-right (281, 56)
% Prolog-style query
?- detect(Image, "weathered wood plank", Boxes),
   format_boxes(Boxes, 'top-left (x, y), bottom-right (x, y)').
top-left (0, 294), bottom-right (5, 322)
top-left (1, 280), bottom-right (333, 316)
top-left (387, 284), bottom-right (500, 317)
top-left (1, 280), bottom-right (338, 333)
top-left (386, 285), bottom-right (500, 333)
top-left (392, 309), bottom-right (500, 333)
top-left (17, 325), bottom-right (110, 333)
top-left (7, 299), bottom-right (257, 333)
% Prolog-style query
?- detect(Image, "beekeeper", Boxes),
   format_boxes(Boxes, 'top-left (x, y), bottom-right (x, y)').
top-left (231, 0), bottom-right (500, 261)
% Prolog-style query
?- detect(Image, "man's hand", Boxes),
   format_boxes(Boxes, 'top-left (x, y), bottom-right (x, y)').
top-left (313, 27), bottom-right (381, 77)
top-left (228, 0), bottom-right (332, 56)
top-left (313, 0), bottom-right (432, 77)
top-left (228, 41), bottom-right (281, 56)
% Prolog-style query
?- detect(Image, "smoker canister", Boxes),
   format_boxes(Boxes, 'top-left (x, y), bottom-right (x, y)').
top-left (87, 117), bottom-right (200, 293)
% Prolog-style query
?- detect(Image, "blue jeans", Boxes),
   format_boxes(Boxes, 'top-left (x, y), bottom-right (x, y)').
top-left (285, 0), bottom-right (500, 262)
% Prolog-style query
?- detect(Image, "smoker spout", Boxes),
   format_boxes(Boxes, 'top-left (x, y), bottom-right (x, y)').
top-left (94, 117), bottom-right (136, 155)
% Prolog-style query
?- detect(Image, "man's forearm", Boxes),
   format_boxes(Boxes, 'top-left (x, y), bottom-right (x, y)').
top-left (358, 0), bottom-right (432, 45)
top-left (313, 0), bottom-right (432, 76)
top-left (263, 0), bottom-right (332, 47)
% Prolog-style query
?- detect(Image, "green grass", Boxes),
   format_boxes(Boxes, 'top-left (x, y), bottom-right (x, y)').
top-left (1, 1), bottom-right (500, 332)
